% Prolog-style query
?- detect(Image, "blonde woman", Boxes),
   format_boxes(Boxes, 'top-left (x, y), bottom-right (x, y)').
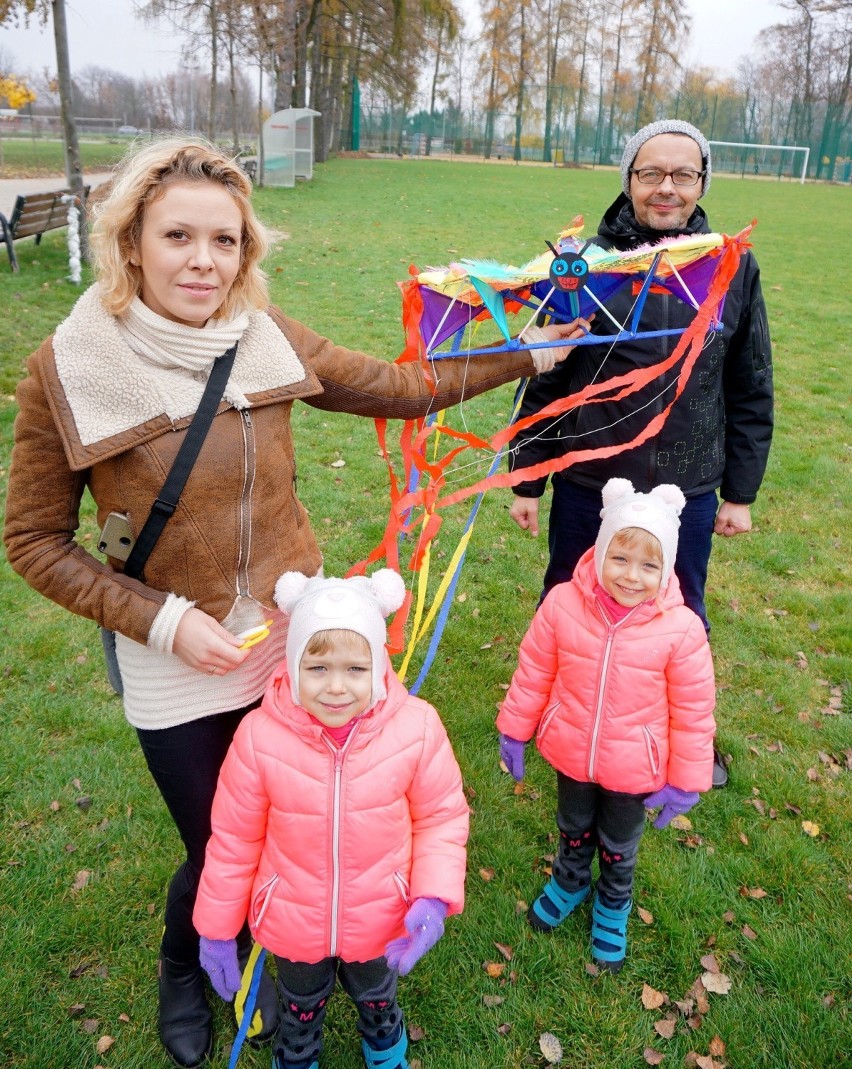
top-left (4, 137), bottom-right (584, 1066)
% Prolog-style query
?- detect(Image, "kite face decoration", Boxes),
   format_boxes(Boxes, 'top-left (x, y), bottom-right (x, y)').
top-left (547, 239), bottom-right (589, 293)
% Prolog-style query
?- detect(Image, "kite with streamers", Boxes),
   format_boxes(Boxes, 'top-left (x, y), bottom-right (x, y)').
top-left (349, 217), bottom-right (755, 693)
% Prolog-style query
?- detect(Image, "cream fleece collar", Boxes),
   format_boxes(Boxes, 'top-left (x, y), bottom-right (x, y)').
top-left (53, 284), bottom-right (305, 447)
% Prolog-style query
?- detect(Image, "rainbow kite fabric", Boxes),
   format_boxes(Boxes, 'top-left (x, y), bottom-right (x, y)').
top-left (352, 218), bottom-right (755, 691)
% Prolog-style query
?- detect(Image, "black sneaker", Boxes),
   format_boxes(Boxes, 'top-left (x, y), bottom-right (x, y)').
top-left (712, 747), bottom-right (729, 788)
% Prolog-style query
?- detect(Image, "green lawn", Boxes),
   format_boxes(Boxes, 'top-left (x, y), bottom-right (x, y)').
top-left (0, 157), bottom-right (849, 1069)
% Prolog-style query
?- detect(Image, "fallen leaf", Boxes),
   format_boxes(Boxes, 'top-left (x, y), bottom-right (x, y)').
top-left (584, 961), bottom-right (600, 977)
top-left (709, 1035), bottom-right (726, 1057)
top-left (784, 802), bottom-right (802, 815)
top-left (686, 1014), bottom-right (703, 1030)
top-left (637, 906), bottom-right (655, 925)
top-left (50, 800), bottom-right (61, 812)
top-left (539, 1031), bottom-right (563, 1064)
top-left (742, 924), bottom-right (758, 940)
top-left (700, 953), bottom-right (720, 973)
top-left (408, 1024), bottom-right (425, 1042)
top-left (739, 886), bottom-right (767, 899)
top-left (643, 1048), bottom-right (665, 1065)
top-left (479, 867), bottom-right (495, 882)
top-left (795, 651), bottom-right (808, 670)
top-left (483, 961), bottom-right (505, 978)
top-left (654, 1018), bottom-right (677, 1039)
top-left (81, 1019), bottom-right (99, 1034)
top-left (456, 592), bottom-right (467, 603)
top-left (330, 458), bottom-right (345, 468)
top-left (75, 796), bottom-right (92, 811)
top-left (801, 820), bottom-right (820, 837)
top-left (701, 971), bottom-right (732, 995)
top-left (673, 998), bottom-right (694, 1016)
top-left (71, 870), bottom-right (92, 891)
top-left (641, 983), bottom-right (668, 1010)
top-left (670, 814), bottom-right (693, 831)
top-left (722, 910), bottom-right (736, 924)
top-left (95, 1036), bottom-right (115, 1055)
top-left (482, 995), bottom-right (504, 1008)
top-left (496, 1022), bottom-right (512, 1035)
top-left (738, 832), bottom-right (749, 845)
top-left (493, 942), bottom-right (513, 961)
top-left (118, 1013), bottom-right (130, 1023)
top-left (68, 1003), bottom-right (86, 1016)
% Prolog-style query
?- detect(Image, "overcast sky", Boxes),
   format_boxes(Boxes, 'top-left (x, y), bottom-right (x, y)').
top-left (3, 0), bottom-right (786, 84)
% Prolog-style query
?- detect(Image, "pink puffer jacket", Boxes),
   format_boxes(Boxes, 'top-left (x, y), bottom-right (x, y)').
top-left (497, 549), bottom-right (716, 794)
top-left (193, 659), bottom-right (469, 962)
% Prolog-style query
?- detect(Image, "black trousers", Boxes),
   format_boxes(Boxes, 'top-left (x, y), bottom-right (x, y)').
top-left (273, 956), bottom-right (402, 1065)
top-left (552, 772), bottom-right (646, 906)
top-left (136, 703), bottom-right (255, 962)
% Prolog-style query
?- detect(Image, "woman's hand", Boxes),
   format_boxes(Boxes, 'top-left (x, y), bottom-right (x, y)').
top-left (522, 316), bottom-right (593, 373)
top-left (172, 607), bottom-right (250, 676)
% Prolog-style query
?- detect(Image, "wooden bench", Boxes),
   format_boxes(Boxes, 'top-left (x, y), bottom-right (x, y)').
top-left (1, 185), bottom-right (90, 272)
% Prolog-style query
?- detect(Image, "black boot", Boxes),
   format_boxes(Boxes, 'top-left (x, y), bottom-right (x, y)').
top-left (236, 931), bottom-right (279, 1044)
top-left (158, 954), bottom-right (212, 1067)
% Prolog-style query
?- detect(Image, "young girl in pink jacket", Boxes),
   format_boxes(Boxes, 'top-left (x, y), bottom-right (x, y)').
top-left (497, 478), bottom-right (716, 972)
top-left (193, 569), bottom-right (468, 1069)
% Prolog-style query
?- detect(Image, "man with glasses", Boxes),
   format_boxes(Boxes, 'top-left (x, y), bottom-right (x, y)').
top-left (507, 120), bottom-right (774, 787)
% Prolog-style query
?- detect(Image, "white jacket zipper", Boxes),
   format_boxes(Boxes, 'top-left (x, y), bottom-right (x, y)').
top-left (588, 604), bottom-right (635, 780)
top-left (324, 723), bottom-right (361, 956)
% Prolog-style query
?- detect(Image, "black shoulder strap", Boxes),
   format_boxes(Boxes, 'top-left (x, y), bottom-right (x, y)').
top-left (123, 342), bottom-right (238, 581)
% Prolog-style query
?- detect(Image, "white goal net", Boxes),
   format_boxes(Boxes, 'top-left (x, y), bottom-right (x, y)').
top-left (708, 141), bottom-right (809, 183)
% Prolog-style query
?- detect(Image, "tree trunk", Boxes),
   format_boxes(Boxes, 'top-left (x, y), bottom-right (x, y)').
top-left (52, 0), bottom-right (88, 261)
top-left (274, 0), bottom-right (297, 110)
top-left (207, 0), bottom-right (218, 139)
top-left (426, 15), bottom-right (444, 156)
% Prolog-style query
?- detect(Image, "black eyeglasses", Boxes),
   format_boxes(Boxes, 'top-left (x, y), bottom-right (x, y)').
top-left (630, 167), bottom-right (705, 187)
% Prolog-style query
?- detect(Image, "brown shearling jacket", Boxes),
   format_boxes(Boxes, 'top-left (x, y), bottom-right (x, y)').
top-left (4, 304), bottom-right (537, 647)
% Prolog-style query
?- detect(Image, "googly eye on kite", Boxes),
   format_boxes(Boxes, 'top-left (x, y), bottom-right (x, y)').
top-left (551, 256), bottom-right (569, 277)
top-left (569, 256), bottom-right (589, 278)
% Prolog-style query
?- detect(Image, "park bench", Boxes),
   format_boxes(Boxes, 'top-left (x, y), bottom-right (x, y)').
top-left (1, 185), bottom-right (90, 272)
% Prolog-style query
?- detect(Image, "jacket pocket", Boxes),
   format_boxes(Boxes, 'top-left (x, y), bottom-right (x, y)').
top-left (392, 870), bottom-right (411, 908)
top-left (250, 872), bottom-right (280, 930)
top-left (641, 726), bottom-right (661, 778)
top-left (536, 701), bottom-right (561, 742)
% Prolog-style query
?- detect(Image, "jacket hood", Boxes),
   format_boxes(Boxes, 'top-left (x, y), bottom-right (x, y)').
top-left (598, 193), bottom-right (710, 250)
top-left (259, 654), bottom-right (409, 743)
top-left (572, 546), bottom-right (686, 618)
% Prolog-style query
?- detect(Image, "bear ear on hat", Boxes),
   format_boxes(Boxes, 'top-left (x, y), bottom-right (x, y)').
top-left (601, 477), bottom-right (635, 510)
top-left (649, 483), bottom-right (686, 515)
top-left (367, 568), bottom-right (406, 617)
top-left (274, 571), bottom-right (311, 613)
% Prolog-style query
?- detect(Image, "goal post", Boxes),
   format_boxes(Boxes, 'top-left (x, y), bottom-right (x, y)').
top-left (708, 140), bottom-right (809, 183)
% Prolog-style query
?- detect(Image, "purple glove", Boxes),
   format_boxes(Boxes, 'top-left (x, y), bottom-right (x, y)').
top-left (644, 784), bottom-right (700, 829)
top-left (499, 733), bottom-right (526, 781)
top-left (384, 898), bottom-right (448, 976)
top-left (199, 936), bottom-right (242, 1001)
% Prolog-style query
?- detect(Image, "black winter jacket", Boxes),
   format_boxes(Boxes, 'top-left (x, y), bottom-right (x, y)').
top-left (510, 195), bottom-right (773, 503)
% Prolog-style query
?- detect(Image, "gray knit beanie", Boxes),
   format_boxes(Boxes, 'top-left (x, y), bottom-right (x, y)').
top-left (621, 119), bottom-right (711, 198)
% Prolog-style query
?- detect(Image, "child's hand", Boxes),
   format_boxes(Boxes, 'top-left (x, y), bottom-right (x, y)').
top-left (644, 784), bottom-right (699, 829)
top-left (499, 733), bottom-right (527, 781)
top-left (384, 898), bottom-right (448, 976)
top-left (199, 936), bottom-right (241, 1001)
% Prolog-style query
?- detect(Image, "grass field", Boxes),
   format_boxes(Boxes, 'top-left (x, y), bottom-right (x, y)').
top-left (0, 156), bottom-right (850, 1069)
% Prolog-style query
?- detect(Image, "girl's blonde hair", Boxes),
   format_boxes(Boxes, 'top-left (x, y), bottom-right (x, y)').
top-left (609, 526), bottom-right (663, 563)
top-left (89, 136), bottom-right (270, 319)
top-left (304, 629), bottom-right (372, 659)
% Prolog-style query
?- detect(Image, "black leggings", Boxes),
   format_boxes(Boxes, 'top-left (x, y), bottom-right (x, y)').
top-left (136, 703), bottom-right (255, 963)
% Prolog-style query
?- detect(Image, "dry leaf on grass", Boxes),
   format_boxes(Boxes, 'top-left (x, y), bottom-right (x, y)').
top-left (709, 1035), bottom-right (726, 1057)
top-left (71, 870), bottom-right (92, 892)
top-left (95, 1036), bottom-right (115, 1055)
top-left (742, 924), bottom-right (758, 940)
top-left (637, 906), bottom-right (655, 925)
top-left (493, 942), bottom-right (513, 961)
top-left (653, 1018), bottom-right (677, 1039)
top-left (643, 1048), bottom-right (665, 1065)
top-left (479, 867), bottom-right (495, 882)
top-left (496, 1022), bottom-right (512, 1035)
top-left (408, 1024), bottom-right (425, 1042)
top-left (641, 983), bottom-right (668, 1010)
top-left (482, 995), bottom-right (504, 1008)
top-left (483, 961), bottom-right (505, 978)
top-left (701, 971), bottom-right (732, 995)
top-left (670, 814), bottom-right (693, 831)
top-left (700, 953), bottom-right (720, 973)
top-left (801, 820), bottom-right (820, 837)
top-left (739, 886), bottom-right (767, 899)
top-left (539, 1031), bottom-right (563, 1064)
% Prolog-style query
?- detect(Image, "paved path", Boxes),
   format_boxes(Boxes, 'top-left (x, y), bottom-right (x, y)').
top-left (0, 171), bottom-right (114, 217)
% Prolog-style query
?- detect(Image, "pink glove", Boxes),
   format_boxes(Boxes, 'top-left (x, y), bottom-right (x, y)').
top-left (499, 733), bottom-right (526, 781)
top-left (644, 784), bottom-right (700, 829)
top-left (384, 898), bottom-right (448, 976)
top-left (199, 936), bottom-right (242, 1001)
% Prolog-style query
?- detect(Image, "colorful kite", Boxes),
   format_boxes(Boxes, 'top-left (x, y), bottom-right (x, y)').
top-left (350, 218), bottom-right (755, 691)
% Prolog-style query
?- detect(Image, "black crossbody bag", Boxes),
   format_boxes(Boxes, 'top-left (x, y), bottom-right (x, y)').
top-left (100, 343), bottom-right (238, 694)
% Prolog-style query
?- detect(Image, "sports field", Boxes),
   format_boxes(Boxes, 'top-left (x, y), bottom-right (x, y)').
top-left (0, 157), bottom-right (849, 1068)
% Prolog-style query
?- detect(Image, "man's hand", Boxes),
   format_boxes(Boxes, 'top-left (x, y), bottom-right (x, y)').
top-left (714, 501), bottom-right (752, 537)
top-left (509, 495), bottom-right (540, 536)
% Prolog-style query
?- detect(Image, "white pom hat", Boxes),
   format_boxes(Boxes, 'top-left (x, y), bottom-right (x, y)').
top-left (594, 478), bottom-right (687, 590)
top-left (274, 569), bottom-right (406, 709)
